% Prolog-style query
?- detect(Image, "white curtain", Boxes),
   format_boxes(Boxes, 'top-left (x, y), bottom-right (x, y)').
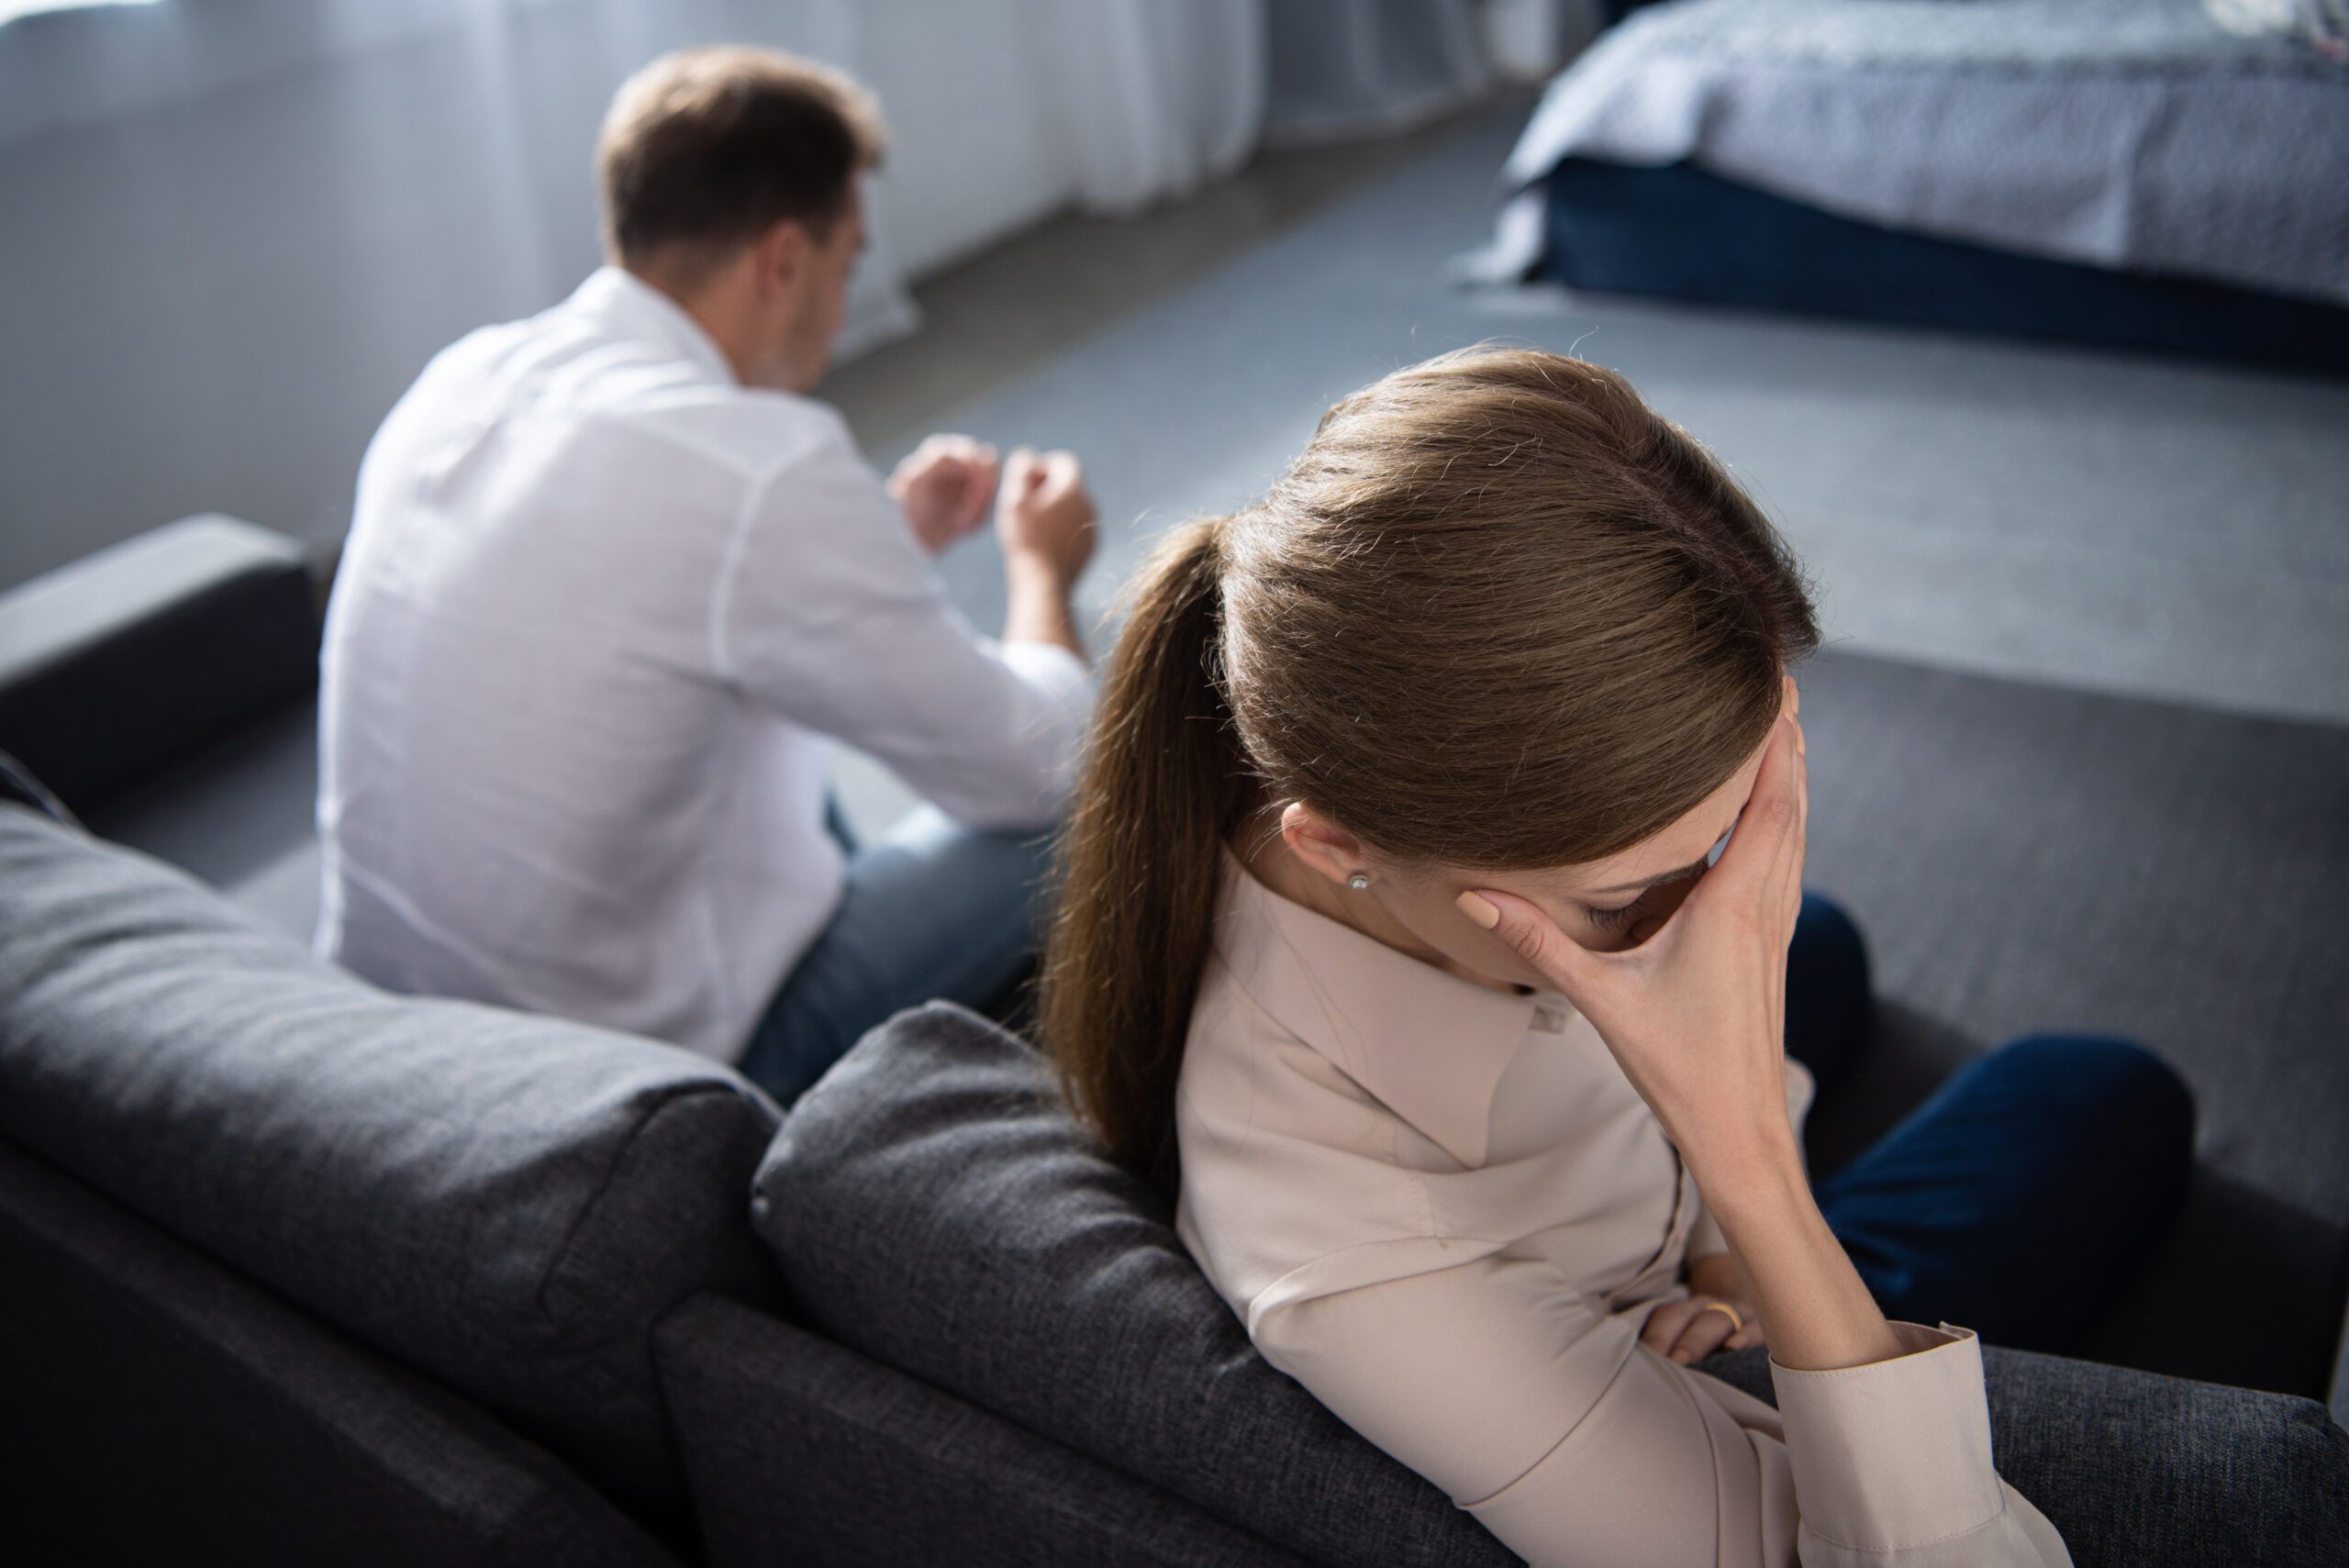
top-left (1264, 0), bottom-right (1494, 145)
top-left (1030, 0), bottom-right (1267, 214)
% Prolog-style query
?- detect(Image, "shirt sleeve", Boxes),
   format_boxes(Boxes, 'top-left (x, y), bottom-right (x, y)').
top-left (709, 434), bottom-right (1094, 830)
top-left (1251, 1251), bottom-right (2069, 1567)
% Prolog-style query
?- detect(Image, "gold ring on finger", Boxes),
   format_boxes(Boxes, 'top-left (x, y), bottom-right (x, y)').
top-left (1695, 1301), bottom-right (1743, 1337)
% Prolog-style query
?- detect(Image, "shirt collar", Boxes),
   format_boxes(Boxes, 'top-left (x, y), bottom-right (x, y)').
top-left (566, 266), bottom-right (739, 387)
top-left (1210, 849), bottom-right (1550, 1170)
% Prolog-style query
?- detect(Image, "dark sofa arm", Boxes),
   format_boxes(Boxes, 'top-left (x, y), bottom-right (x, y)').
top-left (0, 514), bottom-right (318, 811)
top-left (0, 1136), bottom-right (679, 1568)
top-left (0, 746), bottom-right (74, 825)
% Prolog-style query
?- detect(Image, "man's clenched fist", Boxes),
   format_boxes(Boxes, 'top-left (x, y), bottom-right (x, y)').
top-left (996, 446), bottom-right (1097, 584)
top-left (889, 433), bottom-right (1000, 555)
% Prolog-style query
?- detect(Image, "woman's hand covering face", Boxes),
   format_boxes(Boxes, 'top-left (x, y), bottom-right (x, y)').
top-left (1453, 697), bottom-right (1809, 1175)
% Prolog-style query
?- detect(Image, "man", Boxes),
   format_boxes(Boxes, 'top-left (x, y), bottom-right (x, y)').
top-left (317, 46), bottom-right (1097, 1103)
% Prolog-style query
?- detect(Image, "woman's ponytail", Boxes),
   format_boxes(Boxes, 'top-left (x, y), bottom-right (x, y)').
top-left (1039, 347), bottom-right (1821, 1198)
top-left (1038, 516), bottom-right (1249, 1195)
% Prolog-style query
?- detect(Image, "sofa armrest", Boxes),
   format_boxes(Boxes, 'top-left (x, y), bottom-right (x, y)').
top-left (0, 747), bottom-right (74, 824)
top-left (0, 1135), bottom-right (680, 1568)
top-left (0, 514), bottom-right (318, 810)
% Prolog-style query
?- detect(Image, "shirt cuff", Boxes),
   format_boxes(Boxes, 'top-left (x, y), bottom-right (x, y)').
top-left (993, 637), bottom-right (1095, 709)
top-left (1768, 1323), bottom-right (2008, 1553)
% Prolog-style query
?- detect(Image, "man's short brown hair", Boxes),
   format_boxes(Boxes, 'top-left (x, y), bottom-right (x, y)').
top-left (596, 46), bottom-right (886, 271)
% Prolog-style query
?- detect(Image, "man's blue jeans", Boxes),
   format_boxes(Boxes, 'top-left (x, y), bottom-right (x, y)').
top-left (1786, 895), bottom-right (2196, 1354)
top-left (736, 801), bottom-right (1055, 1106)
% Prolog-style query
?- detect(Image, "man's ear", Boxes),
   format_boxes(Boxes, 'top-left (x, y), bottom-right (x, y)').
top-left (750, 217), bottom-right (812, 302)
top-left (1277, 801), bottom-right (1367, 889)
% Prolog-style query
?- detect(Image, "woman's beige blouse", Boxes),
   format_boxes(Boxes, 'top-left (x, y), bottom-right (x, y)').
top-left (1173, 853), bottom-right (2070, 1568)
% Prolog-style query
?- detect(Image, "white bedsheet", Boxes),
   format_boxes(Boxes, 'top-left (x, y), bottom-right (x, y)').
top-left (1499, 0), bottom-right (2349, 306)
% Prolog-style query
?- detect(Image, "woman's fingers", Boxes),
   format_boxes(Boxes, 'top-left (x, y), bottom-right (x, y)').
top-left (1765, 715), bottom-right (1808, 940)
top-left (1640, 1297), bottom-right (1701, 1355)
top-left (1457, 887), bottom-right (1604, 1007)
top-left (1706, 710), bottom-right (1803, 906)
top-left (1788, 717), bottom-right (1809, 915)
top-left (1669, 1305), bottom-right (1740, 1365)
top-left (1643, 1296), bottom-right (1743, 1365)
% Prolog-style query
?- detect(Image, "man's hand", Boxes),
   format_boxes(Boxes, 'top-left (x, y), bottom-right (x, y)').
top-left (889, 434), bottom-right (1000, 555)
top-left (1642, 1253), bottom-right (1766, 1365)
top-left (996, 446), bottom-right (1097, 584)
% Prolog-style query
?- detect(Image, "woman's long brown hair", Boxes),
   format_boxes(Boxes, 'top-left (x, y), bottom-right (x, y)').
top-left (1040, 347), bottom-right (1820, 1195)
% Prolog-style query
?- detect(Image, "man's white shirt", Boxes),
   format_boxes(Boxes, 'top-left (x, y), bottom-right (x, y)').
top-left (317, 267), bottom-right (1094, 1062)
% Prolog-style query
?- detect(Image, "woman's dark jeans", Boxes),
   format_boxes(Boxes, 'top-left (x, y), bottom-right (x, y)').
top-left (1781, 894), bottom-right (2195, 1355)
top-left (1714, 898), bottom-right (2349, 1565)
top-left (1709, 901), bottom-right (2349, 1558)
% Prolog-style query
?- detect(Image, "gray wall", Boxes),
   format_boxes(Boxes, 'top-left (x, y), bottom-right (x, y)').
top-left (0, 0), bottom-right (1052, 590)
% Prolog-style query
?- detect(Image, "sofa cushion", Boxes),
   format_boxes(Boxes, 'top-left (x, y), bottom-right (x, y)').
top-left (0, 805), bottom-right (781, 1508)
top-left (752, 1001), bottom-right (1515, 1568)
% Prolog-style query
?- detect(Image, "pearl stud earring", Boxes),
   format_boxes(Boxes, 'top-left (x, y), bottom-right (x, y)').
top-left (1347, 872), bottom-right (1371, 891)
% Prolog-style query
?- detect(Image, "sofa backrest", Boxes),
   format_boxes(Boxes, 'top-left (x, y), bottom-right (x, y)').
top-left (0, 805), bottom-right (782, 1510)
top-left (751, 1001), bottom-right (1518, 1568)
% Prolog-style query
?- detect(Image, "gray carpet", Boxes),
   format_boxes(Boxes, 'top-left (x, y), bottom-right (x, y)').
top-left (874, 104), bottom-right (2349, 748)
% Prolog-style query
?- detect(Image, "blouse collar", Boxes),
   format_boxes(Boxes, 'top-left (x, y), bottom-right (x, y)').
top-left (1209, 849), bottom-right (1553, 1170)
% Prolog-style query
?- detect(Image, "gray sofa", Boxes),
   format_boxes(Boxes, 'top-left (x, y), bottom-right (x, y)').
top-left (4, 518), bottom-right (2347, 1565)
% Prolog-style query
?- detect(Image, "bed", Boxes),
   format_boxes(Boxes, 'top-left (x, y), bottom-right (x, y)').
top-left (1489, 0), bottom-right (2349, 373)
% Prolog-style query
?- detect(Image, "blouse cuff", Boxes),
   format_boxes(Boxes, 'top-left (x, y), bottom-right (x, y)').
top-left (1768, 1323), bottom-right (2008, 1553)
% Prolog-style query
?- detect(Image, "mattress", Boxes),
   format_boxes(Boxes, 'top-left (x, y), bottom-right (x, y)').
top-left (1497, 0), bottom-right (2349, 307)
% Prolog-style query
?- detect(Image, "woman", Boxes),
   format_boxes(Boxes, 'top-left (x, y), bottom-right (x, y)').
top-left (1037, 348), bottom-right (2196, 1565)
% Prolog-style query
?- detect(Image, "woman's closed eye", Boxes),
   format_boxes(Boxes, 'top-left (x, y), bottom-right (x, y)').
top-left (1583, 859), bottom-right (1712, 931)
top-left (1585, 894), bottom-right (1647, 931)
